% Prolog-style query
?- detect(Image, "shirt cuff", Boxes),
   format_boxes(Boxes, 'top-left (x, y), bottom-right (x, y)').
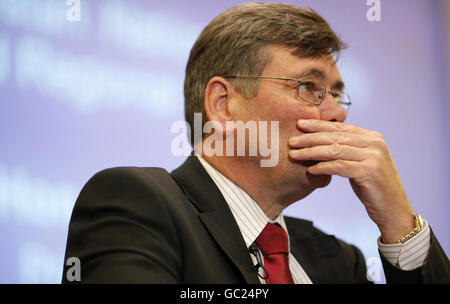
top-left (377, 219), bottom-right (431, 271)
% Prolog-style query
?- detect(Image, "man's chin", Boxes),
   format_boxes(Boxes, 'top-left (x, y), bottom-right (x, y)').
top-left (288, 159), bottom-right (332, 188)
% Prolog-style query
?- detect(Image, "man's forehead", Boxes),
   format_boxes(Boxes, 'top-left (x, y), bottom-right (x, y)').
top-left (265, 47), bottom-right (341, 78)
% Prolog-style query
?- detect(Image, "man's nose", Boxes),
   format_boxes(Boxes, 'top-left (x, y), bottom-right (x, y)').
top-left (318, 92), bottom-right (347, 122)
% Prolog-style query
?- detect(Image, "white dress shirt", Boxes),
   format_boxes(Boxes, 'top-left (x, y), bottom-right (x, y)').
top-left (195, 154), bottom-right (431, 283)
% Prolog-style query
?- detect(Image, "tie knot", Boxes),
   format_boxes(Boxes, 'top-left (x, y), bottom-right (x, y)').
top-left (255, 223), bottom-right (289, 255)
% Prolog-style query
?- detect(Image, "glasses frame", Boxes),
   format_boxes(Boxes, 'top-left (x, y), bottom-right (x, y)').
top-left (222, 75), bottom-right (351, 110)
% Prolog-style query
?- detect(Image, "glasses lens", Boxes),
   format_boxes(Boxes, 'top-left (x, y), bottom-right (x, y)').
top-left (297, 80), bottom-right (325, 105)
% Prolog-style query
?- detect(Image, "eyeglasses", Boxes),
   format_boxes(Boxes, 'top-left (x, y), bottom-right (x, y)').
top-left (223, 75), bottom-right (352, 111)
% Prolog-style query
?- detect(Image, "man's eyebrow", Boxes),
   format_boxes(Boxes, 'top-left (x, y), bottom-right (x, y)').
top-left (332, 80), bottom-right (345, 92)
top-left (291, 68), bottom-right (326, 81)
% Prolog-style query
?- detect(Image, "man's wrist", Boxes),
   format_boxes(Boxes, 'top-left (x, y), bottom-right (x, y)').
top-left (379, 212), bottom-right (416, 244)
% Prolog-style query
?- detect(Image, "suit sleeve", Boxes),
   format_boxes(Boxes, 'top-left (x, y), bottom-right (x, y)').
top-left (338, 240), bottom-right (373, 284)
top-left (62, 167), bottom-right (182, 283)
top-left (350, 245), bottom-right (373, 283)
top-left (380, 228), bottom-right (450, 284)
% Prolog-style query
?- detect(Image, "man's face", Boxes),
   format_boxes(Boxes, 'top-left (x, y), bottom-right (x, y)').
top-left (234, 46), bottom-right (347, 198)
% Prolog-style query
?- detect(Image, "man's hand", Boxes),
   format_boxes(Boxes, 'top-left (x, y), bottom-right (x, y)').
top-left (288, 119), bottom-right (415, 244)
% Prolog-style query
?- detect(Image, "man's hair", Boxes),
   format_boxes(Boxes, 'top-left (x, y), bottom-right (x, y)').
top-left (184, 2), bottom-right (346, 143)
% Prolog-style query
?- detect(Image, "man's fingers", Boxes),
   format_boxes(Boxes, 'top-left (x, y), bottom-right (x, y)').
top-left (289, 144), bottom-right (371, 162)
top-left (289, 131), bottom-right (372, 149)
top-left (306, 159), bottom-right (362, 178)
top-left (297, 119), bottom-right (381, 137)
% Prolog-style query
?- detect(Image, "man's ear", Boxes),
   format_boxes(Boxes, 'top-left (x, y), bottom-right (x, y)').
top-left (203, 76), bottom-right (236, 136)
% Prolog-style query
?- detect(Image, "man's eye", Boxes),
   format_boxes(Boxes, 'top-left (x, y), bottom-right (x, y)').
top-left (331, 92), bottom-right (341, 101)
top-left (298, 81), bottom-right (317, 92)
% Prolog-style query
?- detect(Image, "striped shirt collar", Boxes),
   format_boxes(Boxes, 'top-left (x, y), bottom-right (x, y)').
top-left (195, 154), bottom-right (290, 249)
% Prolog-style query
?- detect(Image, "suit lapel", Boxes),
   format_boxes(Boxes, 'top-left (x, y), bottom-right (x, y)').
top-left (199, 205), bottom-right (260, 284)
top-left (171, 155), bottom-right (260, 284)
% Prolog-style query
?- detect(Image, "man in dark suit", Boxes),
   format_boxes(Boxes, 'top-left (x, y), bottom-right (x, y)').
top-left (62, 3), bottom-right (449, 283)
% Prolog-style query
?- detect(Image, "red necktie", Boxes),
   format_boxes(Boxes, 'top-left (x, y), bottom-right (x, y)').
top-left (255, 223), bottom-right (294, 284)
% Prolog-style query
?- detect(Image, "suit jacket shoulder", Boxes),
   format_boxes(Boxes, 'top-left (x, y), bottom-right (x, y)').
top-left (63, 166), bottom-right (187, 283)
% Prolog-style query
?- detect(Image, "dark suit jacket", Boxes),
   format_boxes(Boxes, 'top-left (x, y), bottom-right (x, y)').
top-left (62, 156), bottom-right (450, 283)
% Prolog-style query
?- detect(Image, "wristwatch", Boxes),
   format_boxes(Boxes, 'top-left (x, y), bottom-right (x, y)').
top-left (396, 213), bottom-right (424, 244)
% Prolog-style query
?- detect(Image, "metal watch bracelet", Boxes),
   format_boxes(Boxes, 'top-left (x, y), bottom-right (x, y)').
top-left (395, 213), bottom-right (424, 244)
